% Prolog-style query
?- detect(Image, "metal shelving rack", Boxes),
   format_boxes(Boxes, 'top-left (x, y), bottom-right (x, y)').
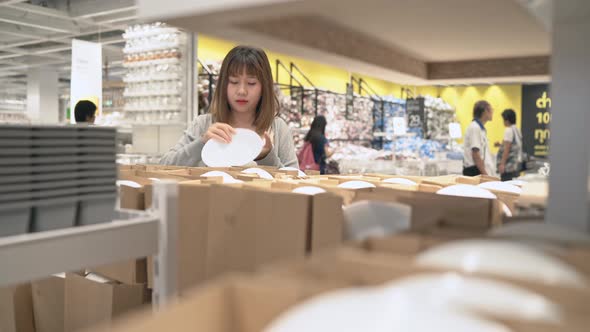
top-left (0, 180), bottom-right (179, 310)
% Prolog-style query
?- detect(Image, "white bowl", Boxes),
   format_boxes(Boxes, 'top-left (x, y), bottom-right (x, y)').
top-left (343, 200), bottom-right (411, 241)
top-left (437, 184), bottom-right (497, 199)
top-left (292, 186), bottom-right (326, 196)
top-left (382, 273), bottom-right (561, 324)
top-left (279, 167), bottom-right (307, 177)
top-left (265, 286), bottom-right (510, 332)
top-left (242, 167), bottom-right (274, 180)
top-left (382, 178), bottom-right (418, 186)
top-left (478, 181), bottom-right (522, 195)
top-left (201, 171), bottom-right (242, 184)
top-left (116, 180), bottom-right (142, 188)
top-left (337, 180), bottom-right (376, 190)
top-left (416, 240), bottom-right (587, 288)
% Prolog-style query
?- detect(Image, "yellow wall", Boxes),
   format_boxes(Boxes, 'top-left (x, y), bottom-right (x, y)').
top-left (437, 85), bottom-right (522, 153)
top-left (198, 35), bottom-right (402, 96)
top-left (198, 35), bottom-right (522, 153)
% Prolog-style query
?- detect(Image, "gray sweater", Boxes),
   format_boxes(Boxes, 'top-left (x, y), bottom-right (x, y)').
top-left (160, 114), bottom-right (299, 168)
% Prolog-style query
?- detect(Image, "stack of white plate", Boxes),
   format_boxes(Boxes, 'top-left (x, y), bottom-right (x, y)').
top-left (0, 125), bottom-right (117, 236)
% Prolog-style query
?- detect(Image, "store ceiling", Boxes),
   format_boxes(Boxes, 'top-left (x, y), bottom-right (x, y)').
top-left (141, 0), bottom-right (552, 85)
top-left (0, 0), bottom-right (139, 97)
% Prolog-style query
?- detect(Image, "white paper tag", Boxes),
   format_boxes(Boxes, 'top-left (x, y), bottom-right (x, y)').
top-left (449, 122), bottom-right (462, 139)
top-left (392, 117), bottom-right (407, 136)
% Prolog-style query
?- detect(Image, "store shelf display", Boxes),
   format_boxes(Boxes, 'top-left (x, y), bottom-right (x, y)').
top-left (122, 23), bottom-right (187, 125)
top-left (424, 95), bottom-right (456, 140)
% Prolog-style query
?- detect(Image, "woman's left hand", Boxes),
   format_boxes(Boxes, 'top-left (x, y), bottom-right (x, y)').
top-left (256, 132), bottom-right (274, 160)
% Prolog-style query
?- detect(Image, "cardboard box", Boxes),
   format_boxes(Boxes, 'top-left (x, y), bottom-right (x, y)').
top-left (0, 283), bottom-right (35, 332)
top-left (91, 259), bottom-right (148, 286)
top-left (204, 184), bottom-right (310, 280)
top-left (354, 186), bottom-right (503, 230)
top-left (88, 266), bottom-right (589, 332)
top-left (147, 256), bottom-right (154, 289)
top-left (32, 275), bottom-right (65, 332)
top-left (65, 273), bottom-right (145, 332)
top-left (175, 182), bottom-right (343, 293)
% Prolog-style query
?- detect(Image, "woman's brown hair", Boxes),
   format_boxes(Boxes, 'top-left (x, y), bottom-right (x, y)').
top-left (209, 45), bottom-right (278, 134)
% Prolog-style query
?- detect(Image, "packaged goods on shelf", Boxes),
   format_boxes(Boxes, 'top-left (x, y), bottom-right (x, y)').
top-left (423, 95), bottom-right (456, 140)
top-left (122, 23), bottom-right (187, 125)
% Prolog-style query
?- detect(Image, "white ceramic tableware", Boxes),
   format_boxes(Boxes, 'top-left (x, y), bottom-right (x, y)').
top-left (279, 167), bottom-right (307, 177)
top-left (437, 184), bottom-right (497, 199)
top-left (382, 273), bottom-right (561, 323)
top-left (292, 186), bottom-right (326, 195)
top-left (382, 178), bottom-right (418, 186)
top-left (337, 180), bottom-right (376, 190)
top-left (478, 181), bottom-right (522, 195)
top-left (416, 240), bottom-right (587, 288)
top-left (201, 128), bottom-right (264, 167)
top-left (242, 167), bottom-right (274, 180)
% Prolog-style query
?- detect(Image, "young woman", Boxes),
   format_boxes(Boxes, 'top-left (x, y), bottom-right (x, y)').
top-left (300, 115), bottom-right (333, 174)
top-left (495, 109), bottom-right (523, 181)
top-left (161, 46), bottom-right (298, 168)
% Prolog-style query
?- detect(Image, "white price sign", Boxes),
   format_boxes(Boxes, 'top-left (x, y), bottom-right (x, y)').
top-left (449, 122), bottom-right (462, 139)
top-left (392, 117), bottom-right (407, 136)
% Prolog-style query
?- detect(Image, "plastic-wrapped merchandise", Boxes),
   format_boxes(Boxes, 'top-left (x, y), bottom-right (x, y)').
top-left (423, 95), bottom-right (456, 140)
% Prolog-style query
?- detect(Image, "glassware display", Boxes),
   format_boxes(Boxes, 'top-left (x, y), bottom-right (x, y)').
top-left (122, 23), bottom-right (187, 125)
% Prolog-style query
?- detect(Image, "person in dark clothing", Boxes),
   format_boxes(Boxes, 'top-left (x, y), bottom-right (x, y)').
top-left (74, 100), bottom-right (97, 124)
top-left (303, 115), bottom-right (333, 174)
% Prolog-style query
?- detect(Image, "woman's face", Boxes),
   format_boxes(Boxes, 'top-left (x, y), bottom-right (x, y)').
top-left (226, 70), bottom-right (262, 115)
top-left (504, 119), bottom-right (511, 127)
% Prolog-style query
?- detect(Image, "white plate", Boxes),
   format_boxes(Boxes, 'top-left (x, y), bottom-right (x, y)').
top-left (279, 167), bottom-right (307, 177)
top-left (343, 200), bottom-right (411, 241)
top-left (292, 186), bottom-right (326, 195)
top-left (242, 167), bottom-right (274, 180)
top-left (382, 178), bottom-right (418, 186)
top-left (505, 179), bottom-right (526, 187)
top-left (265, 287), bottom-right (510, 332)
top-left (437, 184), bottom-right (497, 199)
top-left (201, 128), bottom-right (263, 167)
top-left (116, 180), bottom-right (142, 188)
top-left (478, 181), bottom-right (522, 195)
top-left (337, 180), bottom-right (376, 190)
top-left (416, 240), bottom-right (587, 288)
top-left (381, 273), bottom-right (561, 324)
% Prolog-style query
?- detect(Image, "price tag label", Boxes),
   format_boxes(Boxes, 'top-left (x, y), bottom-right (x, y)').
top-left (392, 117), bottom-right (407, 136)
top-left (449, 122), bottom-right (462, 139)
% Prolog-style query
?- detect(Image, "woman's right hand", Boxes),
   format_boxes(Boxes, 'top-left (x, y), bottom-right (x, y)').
top-left (201, 123), bottom-right (236, 144)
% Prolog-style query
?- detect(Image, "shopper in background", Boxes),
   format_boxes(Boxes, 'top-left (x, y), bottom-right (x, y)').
top-left (463, 100), bottom-right (496, 176)
top-left (495, 109), bottom-right (523, 181)
top-left (161, 45), bottom-right (298, 168)
top-left (299, 115), bottom-right (333, 174)
top-left (74, 100), bottom-right (97, 124)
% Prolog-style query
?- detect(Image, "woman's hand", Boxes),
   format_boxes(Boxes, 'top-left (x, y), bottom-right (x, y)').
top-left (256, 131), bottom-right (274, 160)
top-left (202, 123), bottom-right (236, 144)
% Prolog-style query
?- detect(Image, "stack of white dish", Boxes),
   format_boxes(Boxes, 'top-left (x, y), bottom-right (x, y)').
top-left (0, 125), bottom-right (118, 236)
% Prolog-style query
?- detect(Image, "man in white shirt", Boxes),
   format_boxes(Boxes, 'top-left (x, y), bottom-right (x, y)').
top-left (463, 100), bottom-right (496, 176)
